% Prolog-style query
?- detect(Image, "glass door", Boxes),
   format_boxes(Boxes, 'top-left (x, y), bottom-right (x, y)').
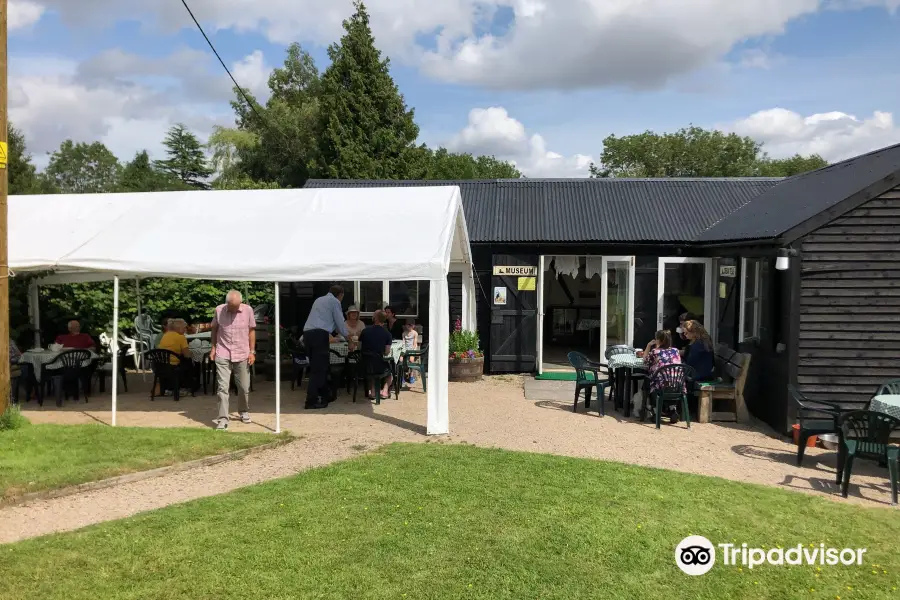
top-left (600, 256), bottom-right (635, 359)
top-left (657, 258), bottom-right (714, 341)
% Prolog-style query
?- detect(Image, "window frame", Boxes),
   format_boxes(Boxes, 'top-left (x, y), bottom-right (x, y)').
top-left (354, 280), bottom-right (420, 317)
top-left (738, 258), bottom-right (762, 342)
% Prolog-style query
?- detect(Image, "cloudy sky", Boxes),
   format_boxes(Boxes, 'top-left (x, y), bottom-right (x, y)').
top-left (8, 0), bottom-right (900, 176)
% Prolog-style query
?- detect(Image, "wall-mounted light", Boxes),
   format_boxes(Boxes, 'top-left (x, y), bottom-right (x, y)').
top-left (776, 247), bottom-right (799, 271)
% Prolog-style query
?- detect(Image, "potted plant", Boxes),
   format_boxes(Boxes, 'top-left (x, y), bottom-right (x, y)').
top-left (448, 317), bottom-right (483, 382)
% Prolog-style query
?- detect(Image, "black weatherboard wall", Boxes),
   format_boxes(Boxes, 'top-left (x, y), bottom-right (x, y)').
top-left (797, 184), bottom-right (900, 408)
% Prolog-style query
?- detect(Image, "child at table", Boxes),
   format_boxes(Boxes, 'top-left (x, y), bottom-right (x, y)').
top-left (403, 319), bottom-right (419, 384)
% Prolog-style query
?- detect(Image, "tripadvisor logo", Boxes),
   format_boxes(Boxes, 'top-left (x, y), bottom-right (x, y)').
top-left (675, 536), bottom-right (867, 575)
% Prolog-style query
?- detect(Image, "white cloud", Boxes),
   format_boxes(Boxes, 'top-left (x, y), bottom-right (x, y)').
top-left (9, 49), bottom-right (268, 166)
top-left (25, 0), bottom-right (900, 90)
top-left (9, 0), bottom-right (45, 30)
top-left (727, 108), bottom-right (900, 161)
top-left (448, 106), bottom-right (593, 177)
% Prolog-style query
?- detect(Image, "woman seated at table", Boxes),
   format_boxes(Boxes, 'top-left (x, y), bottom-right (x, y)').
top-left (641, 329), bottom-right (684, 423)
top-left (682, 320), bottom-right (715, 382)
top-left (158, 319), bottom-right (198, 393)
top-left (344, 305), bottom-right (365, 350)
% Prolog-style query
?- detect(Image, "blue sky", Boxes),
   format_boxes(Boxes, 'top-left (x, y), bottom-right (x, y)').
top-left (8, 0), bottom-right (900, 176)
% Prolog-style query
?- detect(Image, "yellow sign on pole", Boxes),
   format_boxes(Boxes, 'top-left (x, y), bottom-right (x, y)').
top-left (0, 141), bottom-right (7, 169)
top-left (518, 276), bottom-right (536, 291)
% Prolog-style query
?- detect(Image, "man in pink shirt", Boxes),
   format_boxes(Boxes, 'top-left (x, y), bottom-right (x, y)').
top-left (209, 290), bottom-right (256, 430)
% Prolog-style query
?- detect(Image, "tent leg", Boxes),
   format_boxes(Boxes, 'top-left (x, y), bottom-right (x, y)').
top-left (28, 281), bottom-right (41, 348)
top-left (112, 276), bottom-right (119, 427)
top-left (426, 276), bottom-right (450, 435)
top-left (274, 282), bottom-right (281, 434)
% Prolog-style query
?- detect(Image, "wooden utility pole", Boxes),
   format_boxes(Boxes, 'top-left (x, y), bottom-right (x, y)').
top-left (0, 0), bottom-right (9, 416)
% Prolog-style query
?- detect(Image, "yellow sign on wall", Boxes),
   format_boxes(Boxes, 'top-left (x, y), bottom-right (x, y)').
top-left (0, 141), bottom-right (7, 169)
top-left (518, 276), bottom-right (536, 291)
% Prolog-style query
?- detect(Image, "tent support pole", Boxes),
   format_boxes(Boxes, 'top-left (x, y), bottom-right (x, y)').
top-left (28, 281), bottom-right (41, 347)
top-left (112, 276), bottom-right (119, 427)
top-left (274, 282), bottom-right (281, 434)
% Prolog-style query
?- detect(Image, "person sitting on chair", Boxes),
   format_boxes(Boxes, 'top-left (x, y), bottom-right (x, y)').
top-left (55, 320), bottom-right (96, 351)
top-left (359, 310), bottom-right (394, 399)
top-left (158, 318), bottom-right (198, 394)
top-left (641, 329), bottom-right (683, 423)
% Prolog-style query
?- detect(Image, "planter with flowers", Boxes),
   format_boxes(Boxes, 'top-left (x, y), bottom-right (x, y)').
top-left (449, 317), bottom-right (483, 382)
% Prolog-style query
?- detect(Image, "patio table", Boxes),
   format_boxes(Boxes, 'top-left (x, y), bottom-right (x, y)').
top-left (870, 395), bottom-right (900, 420)
top-left (186, 331), bottom-right (211, 341)
top-left (20, 349), bottom-right (99, 382)
top-left (607, 352), bottom-right (646, 415)
top-left (329, 340), bottom-right (404, 365)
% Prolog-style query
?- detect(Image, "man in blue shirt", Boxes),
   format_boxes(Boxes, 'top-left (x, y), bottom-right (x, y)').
top-left (303, 285), bottom-right (350, 409)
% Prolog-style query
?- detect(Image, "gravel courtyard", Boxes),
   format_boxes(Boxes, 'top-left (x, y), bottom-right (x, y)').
top-left (2, 375), bottom-right (893, 543)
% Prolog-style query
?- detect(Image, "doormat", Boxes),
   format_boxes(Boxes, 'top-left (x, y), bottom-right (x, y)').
top-left (534, 371), bottom-right (594, 381)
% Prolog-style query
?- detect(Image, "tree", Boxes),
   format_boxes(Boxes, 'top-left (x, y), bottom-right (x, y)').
top-left (207, 127), bottom-right (279, 190)
top-left (590, 126), bottom-right (828, 178)
top-left (155, 124), bottom-right (213, 189)
top-left (756, 154), bottom-right (828, 177)
top-left (118, 150), bottom-right (188, 192)
top-left (230, 43), bottom-right (321, 188)
top-left (45, 140), bottom-right (121, 193)
top-left (408, 146), bottom-right (522, 179)
top-left (7, 123), bottom-right (41, 195)
top-left (314, 1), bottom-right (419, 179)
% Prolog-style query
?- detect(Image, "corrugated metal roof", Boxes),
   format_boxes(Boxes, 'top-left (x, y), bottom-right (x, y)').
top-left (304, 178), bottom-right (781, 243)
top-left (698, 143), bottom-right (900, 242)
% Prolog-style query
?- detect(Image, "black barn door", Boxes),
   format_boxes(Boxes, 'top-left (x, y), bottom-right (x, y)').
top-left (490, 254), bottom-right (538, 372)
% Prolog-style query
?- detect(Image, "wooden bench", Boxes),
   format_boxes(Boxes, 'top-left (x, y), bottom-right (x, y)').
top-left (696, 343), bottom-right (751, 424)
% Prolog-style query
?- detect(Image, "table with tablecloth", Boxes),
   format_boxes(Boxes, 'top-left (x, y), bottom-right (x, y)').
top-left (329, 340), bottom-right (405, 365)
top-left (607, 351), bottom-right (647, 414)
top-left (871, 395), bottom-right (900, 420)
top-left (19, 349), bottom-right (99, 382)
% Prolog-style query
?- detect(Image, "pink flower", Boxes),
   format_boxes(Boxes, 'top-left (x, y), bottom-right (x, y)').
top-left (454, 317), bottom-right (462, 332)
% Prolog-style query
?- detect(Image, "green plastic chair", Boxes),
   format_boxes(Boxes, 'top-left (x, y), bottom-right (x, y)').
top-left (649, 363), bottom-right (694, 429)
top-left (838, 410), bottom-right (900, 505)
top-left (567, 351), bottom-right (609, 415)
top-left (399, 344), bottom-right (428, 394)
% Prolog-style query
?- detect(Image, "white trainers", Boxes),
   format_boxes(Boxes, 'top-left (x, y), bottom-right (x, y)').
top-left (215, 418), bottom-right (228, 430)
top-left (239, 412), bottom-right (251, 424)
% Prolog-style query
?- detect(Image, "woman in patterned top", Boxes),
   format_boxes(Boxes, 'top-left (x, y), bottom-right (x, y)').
top-left (641, 329), bottom-right (684, 422)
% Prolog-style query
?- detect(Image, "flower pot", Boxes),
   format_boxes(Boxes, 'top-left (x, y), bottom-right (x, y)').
top-left (792, 424), bottom-right (817, 447)
top-left (449, 356), bottom-right (484, 382)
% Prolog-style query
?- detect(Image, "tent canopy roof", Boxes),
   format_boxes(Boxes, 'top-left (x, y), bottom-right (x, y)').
top-left (11, 186), bottom-right (471, 282)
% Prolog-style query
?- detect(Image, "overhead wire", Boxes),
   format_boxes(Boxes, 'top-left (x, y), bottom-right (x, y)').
top-left (178, 0), bottom-right (292, 146)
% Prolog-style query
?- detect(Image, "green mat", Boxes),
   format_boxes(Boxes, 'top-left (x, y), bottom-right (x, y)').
top-left (534, 371), bottom-right (595, 381)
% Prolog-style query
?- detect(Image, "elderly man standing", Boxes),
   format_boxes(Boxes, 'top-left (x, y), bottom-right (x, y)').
top-left (303, 284), bottom-right (349, 410)
top-left (210, 290), bottom-right (256, 430)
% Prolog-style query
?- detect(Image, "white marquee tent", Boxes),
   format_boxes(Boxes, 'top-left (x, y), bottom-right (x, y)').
top-left (9, 186), bottom-right (477, 434)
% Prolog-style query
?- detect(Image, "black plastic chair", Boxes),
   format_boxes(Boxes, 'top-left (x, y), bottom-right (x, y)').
top-left (838, 410), bottom-right (900, 504)
top-left (566, 351), bottom-right (609, 415)
top-left (39, 349), bottom-right (92, 407)
top-left (787, 384), bottom-right (845, 467)
top-left (648, 364), bottom-right (694, 429)
top-left (96, 344), bottom-right (129, 394)
top-left (290, 349), bottom-right (309, 391)
top-left (354, 350), bottom-right (393, 405)
top-left (144, 349), bottom-right (185, 401)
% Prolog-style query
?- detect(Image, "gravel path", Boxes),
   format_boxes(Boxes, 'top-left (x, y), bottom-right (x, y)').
top-left (3, 376), bottom-right (894, 543)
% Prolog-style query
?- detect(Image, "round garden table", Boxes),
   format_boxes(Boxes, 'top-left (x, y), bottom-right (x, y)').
top-left (870, 395), bottom-right (900, 420)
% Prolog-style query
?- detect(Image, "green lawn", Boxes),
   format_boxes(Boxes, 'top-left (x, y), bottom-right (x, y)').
top-left (2, 443), bottom-right (898, 599)
top-left (0, 424), bottom-right (284, 498)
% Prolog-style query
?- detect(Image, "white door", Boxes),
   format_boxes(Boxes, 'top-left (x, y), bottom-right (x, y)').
top-left (536, 255), bottom-right (545, 374)
top-left (599, 256), bottom-right (635, 360)
top-left (657, 258), bottom-right (714, 335)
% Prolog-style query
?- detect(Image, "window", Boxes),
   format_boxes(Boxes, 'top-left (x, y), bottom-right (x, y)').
top-left (358, 281), bottom-right (384, 313)
top-left (740, 258), bottom-right (763, 341)
top-left (389, 281), bottom-right (419, 316)
top-left (333, 281), bottom-right (356, 313)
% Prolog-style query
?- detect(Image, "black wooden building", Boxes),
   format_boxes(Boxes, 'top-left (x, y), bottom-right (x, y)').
top-left (304, 142), bottom-right (900, 434)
